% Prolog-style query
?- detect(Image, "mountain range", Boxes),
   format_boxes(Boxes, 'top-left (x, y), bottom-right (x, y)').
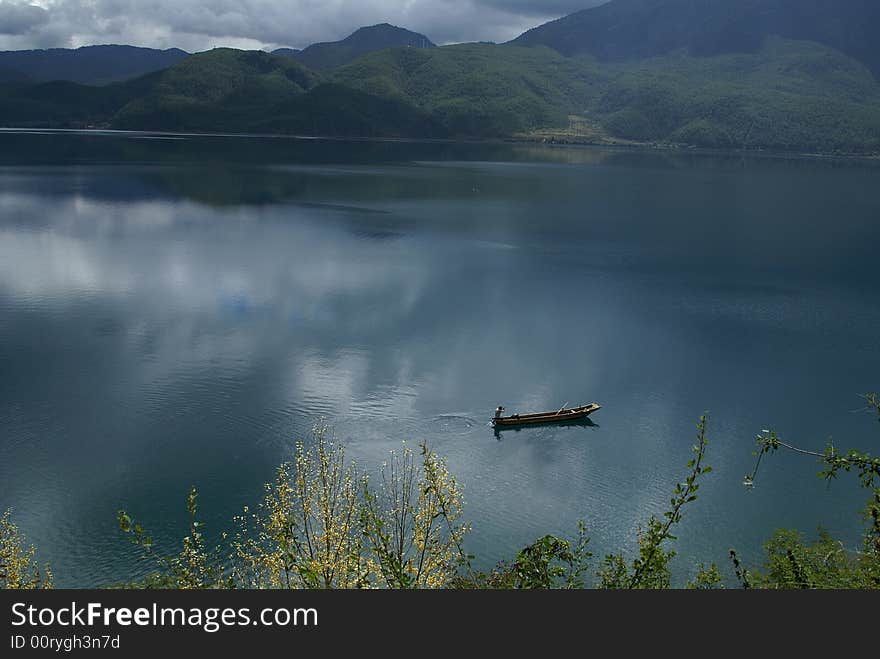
top-left (0, 24), bottom-right (435, 84)
top-left (0, 45), bottom-right (188, 84)
top-left (513, 0), bottom-right (880, 78)
top-left (1, 1), bottom-right (879, 154)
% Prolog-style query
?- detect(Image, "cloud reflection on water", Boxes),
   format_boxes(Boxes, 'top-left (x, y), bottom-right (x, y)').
top-left (1, 143), bottom-right (879, 586)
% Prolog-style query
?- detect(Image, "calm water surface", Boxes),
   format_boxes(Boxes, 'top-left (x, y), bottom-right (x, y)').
top-left (1, 131), bottom-right (878, 586)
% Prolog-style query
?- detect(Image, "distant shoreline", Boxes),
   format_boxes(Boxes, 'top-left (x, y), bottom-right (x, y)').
top-left (1, 125), bottom-right (878, 164)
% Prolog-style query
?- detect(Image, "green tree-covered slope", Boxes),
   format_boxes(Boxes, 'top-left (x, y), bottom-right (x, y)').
top-left (0, 48), bottom-right (443, 138)
top-left (332, 43), bottom-right (603, 137)
top-left (595, 38), bottom-right (880, 152)
top-left (334, 38), bottom-right (880, 152)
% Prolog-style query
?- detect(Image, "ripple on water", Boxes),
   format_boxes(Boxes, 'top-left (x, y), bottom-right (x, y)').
top-left (431, 414), bottom-right (480, 435)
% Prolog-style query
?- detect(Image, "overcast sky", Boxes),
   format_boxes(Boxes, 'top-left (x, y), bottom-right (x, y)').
top-left (0, 1), bottom-right (608, 52)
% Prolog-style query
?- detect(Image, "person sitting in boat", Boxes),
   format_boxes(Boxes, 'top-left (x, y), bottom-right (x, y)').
top-left (494, 406), bottom-right (505, 420)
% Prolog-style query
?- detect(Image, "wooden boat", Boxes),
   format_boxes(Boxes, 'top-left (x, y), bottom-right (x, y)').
top-left (491, 402), bottom-right (601, 427)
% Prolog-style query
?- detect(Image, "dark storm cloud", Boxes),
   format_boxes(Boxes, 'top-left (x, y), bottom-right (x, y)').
top-left (0, 1), bottom-right (609, 52)
top-left (0, 1), bottom-right (49, 35)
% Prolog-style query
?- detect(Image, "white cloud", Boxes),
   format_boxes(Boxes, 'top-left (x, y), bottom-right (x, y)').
top-left (0, 0), bottom-right (608, 52)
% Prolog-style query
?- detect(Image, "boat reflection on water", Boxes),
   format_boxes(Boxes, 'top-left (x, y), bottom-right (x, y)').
top-left (492, 416), bottom-right (600, 440)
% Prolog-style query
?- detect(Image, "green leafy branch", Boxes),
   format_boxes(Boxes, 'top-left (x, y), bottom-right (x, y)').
top-left (598, 414), bottom-right (712, 589)
top-left (118, 486), bottom-right (231, 589)
top-left (745, 394), bottom-right (879, 490)
top-left (735, 393), bottom-right (880, 589)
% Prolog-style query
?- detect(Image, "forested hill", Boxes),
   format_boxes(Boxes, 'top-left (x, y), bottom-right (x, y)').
top-left (0, 48), bottom-right (444, 138)
top-left (511, 0), bottom-right (880, 79)
top-left (273, 24), bottom-right (435, 71)
top-left (0, 45), bottom-right (189, 85)
top-left (332, 37), bottom-right (880, 152)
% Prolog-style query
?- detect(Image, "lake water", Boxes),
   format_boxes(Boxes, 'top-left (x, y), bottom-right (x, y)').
top-left (1, 130), bottom-right (878, 587)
